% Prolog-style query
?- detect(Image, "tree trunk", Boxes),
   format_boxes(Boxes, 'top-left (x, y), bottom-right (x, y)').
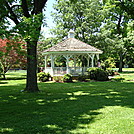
top-left (0, 65), bottom-right (6, 80)
top-left (117, 14), bottom-right (123, 73)
top-left (25, 41), bottom-right (39, 92)
top-left (118, 51), bottom-right (123, 72)
top-left (2, 73), bottom-right (6, 80)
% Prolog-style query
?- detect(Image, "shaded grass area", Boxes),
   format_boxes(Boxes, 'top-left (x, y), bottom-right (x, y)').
top-left (0, 71), bottom-right (134, 134)
top-left (2, 71), bottom-right (26, 80)
top-left (0, 71), bottom-right (26, 84)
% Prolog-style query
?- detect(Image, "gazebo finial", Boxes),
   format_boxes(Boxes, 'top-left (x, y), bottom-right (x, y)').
top-left (68, 29), bottom-right (75, 38)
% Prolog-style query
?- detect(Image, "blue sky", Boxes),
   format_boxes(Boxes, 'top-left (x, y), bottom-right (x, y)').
top-left (41, 0), bottom-right (56, 38)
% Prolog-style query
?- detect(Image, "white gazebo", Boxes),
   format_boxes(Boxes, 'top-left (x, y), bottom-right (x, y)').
top-left (43, 30), bottom-right (103, 76)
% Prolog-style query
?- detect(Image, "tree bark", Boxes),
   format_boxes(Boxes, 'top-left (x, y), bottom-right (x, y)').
top-left (2, 74), bottom-right (6, 80)
top-left (25, 41), bottom-right (39, 92)
top-left (118, 51), bottom-right (123, 72)
top-left (117, 14), bottom-right (123, 72)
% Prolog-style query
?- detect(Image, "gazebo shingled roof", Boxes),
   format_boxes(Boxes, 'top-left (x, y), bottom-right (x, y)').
top-left (44, 38), bottom-right (102, 53)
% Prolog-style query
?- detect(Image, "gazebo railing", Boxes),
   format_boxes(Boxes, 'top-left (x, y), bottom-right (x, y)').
top-left (53, 67), bottom-right (67, 75)
top-left (69, 67), bottom-right (88, 76)
top-left (45, 67), bottom-right (89, 76)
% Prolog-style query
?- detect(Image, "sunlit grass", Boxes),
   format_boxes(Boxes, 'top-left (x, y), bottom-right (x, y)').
top-left (120, 73), bottom-right (134, 82)
top-left (122, 68), bottom-right (134, 72)
top-left (0, 70), bottom-right (134, 133)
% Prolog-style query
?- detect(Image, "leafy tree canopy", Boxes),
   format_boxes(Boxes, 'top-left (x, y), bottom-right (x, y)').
top-left (51, 0), bottom-right (103, 44)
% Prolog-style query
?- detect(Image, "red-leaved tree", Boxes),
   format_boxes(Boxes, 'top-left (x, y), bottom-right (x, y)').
top-left (0, 38), bottom-right (26, 79)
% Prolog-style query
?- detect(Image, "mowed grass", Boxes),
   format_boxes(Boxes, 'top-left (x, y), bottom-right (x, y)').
top-left (0, 70), bottom-right (134, 134)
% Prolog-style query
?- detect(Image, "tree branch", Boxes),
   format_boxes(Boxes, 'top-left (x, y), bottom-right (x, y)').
top-left (22, 0), bottom-right (30, 17)
top-left (117, 14), bottom-right (122, 35)
top-left (33, 0), bottom-right (47, 14)
top-left (5, 1), bottom-right (20, 25)
top-left (11, 5), bottom-right (21, 10)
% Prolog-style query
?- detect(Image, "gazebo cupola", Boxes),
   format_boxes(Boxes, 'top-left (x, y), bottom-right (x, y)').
top-left (43, 30), bottom-right (103, 76)
top-left (68, 29), bottom-right (75, 38)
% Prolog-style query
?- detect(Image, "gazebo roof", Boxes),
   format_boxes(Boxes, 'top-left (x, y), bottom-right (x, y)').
top-left (44, 38), bottom-right (103, 54)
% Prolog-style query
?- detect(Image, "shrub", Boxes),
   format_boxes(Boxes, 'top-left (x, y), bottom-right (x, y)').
top-left (78, 75), bottom-right (89, 82)
top-left (101, 57), bottom-right (116, 70)
top-left (53, 76), bottom-right (63, 82)
top-left (106, 68), bottom-right (115, 76)
top-left (63, 74), bottom-right (72, 82)
top-left (87, 67), bottom-right (109, 81)
top-left (37, 72), bottom-right (51, 82)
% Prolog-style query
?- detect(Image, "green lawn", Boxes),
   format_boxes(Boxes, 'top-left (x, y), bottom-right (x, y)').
top-left (0, 70), bottom-right (134, 134)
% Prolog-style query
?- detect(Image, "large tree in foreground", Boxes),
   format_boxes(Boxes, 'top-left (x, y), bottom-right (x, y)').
top-left (0, 0), bottom-right (48, 92)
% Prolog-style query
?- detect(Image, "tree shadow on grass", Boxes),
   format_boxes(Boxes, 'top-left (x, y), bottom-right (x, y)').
top-left (121, 71), bottom-right (134, 73)
top-left (0, 76), bottom-right (26, 81)
top-left (6, 77), bottom-right (26, 80)
top-left (0, 81), bottom-right (8, 84)
top-left (0, 81), bottom-right (134, 133)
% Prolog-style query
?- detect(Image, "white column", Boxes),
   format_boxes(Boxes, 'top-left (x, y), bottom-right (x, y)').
top-left (87, 57), bottom-right (90, 67)
top-left (74, 56), bottom-right (76, 75)
top-left (74, 56), bottom-right (76, 68)
top-left (96, 54), bottom-right (99, 61)
top-left (91, 54), bottom-right (95, 67)
top-left (51, 54), bottom-right (54, 76)
top-left (66, 55), bottom-right (69, 74)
